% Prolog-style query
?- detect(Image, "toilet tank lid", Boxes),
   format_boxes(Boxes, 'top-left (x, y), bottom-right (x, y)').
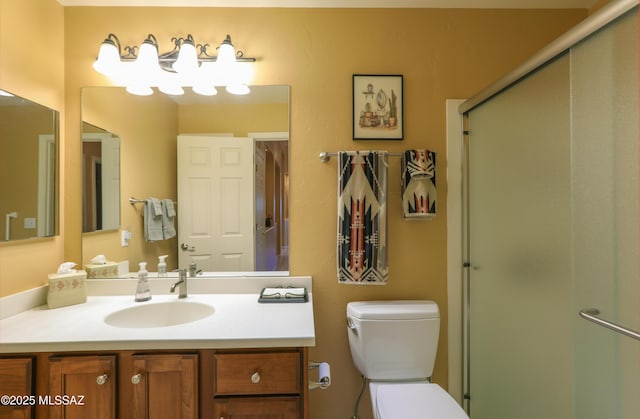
top-left (347, 300), bottom-right (439, 320)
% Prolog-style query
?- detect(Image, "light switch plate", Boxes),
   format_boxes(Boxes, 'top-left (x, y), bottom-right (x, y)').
top-left (121, 229), bottom-right (131, 247)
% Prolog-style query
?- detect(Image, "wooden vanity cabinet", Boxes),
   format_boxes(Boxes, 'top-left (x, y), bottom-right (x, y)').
top-left (2, 347), bottom-right (308, 419)
top-left (0, 357), bottom-right (34, 419)
top-left (212, 348), bottom-right (308, 419)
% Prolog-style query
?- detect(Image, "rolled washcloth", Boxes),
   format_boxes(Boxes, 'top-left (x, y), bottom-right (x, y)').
top-left (144, 198), bottom-right (164, 241)
top-left (161, 199), bottom-right (176, 239)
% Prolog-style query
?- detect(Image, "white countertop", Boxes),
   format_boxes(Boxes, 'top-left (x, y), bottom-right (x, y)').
top-left (0, 276), bottom-right (315, 353)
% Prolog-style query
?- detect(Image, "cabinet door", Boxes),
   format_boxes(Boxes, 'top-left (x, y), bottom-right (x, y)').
top-left (130, 354), bottom-right (198, 419)
top-left (0, 357), bottom-right (33, 419)
top-left (48, 355), bottom-right (116, 419)
top-left (213, 397), bottom-right (300, 419)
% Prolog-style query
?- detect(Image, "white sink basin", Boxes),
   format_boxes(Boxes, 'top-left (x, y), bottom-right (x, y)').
top-left (104, 300), bottom-right (215, 328)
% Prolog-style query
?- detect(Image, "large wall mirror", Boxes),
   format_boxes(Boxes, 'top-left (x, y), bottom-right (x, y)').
top-left (0, 90), bottom-right (58, 242)
top-left (81, 85), bottom-right (289, 274)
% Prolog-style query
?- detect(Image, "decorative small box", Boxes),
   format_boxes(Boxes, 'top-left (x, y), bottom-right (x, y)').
top-left (47, 270), bottom-right (87, 309)
top-left (85, 262), bottom-right (119, 278)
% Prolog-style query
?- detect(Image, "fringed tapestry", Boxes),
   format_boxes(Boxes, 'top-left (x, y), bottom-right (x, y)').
top-left (337, 151), bottom-right (388, 284)
top-left (401, 149), bottom-right (436, 218)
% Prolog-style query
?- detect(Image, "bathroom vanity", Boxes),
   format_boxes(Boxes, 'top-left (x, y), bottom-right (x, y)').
top-left (0, 276), bottom-right (315, 419)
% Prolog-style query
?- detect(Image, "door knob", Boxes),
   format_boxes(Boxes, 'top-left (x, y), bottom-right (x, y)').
top-left (180, 243), bottom-right (195, 252)
top-left (131, 373), bottom-right (142, 384)
top-left (96, 373), bottom-right (108, 385)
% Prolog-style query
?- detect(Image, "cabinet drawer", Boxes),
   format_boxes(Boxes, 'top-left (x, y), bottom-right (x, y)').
top-left (214, 351), bottom-right (301, 396)
top-left (213, 396), bottom-right (300, 419)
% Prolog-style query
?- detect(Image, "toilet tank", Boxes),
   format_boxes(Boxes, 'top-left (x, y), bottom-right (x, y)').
top-left (346, 300), bottom-right (440, 381)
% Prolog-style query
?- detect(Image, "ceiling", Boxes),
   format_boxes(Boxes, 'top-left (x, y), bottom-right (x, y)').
top-left (58, 0), bottom-right (601, 9)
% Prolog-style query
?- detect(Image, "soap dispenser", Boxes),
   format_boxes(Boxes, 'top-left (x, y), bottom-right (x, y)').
top-left (157, 255), bottom-right (168, 277)
top-left (135, 262), bottom-right (152, 302)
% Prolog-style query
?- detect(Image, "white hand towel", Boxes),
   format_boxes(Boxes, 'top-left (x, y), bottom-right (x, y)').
top-left (161, 199), bottom-right (176, 240)
top-left (144, 198), bottom-right (164, 242)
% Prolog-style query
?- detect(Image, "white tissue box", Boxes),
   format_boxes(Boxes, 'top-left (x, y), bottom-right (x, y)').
top-left (85, 262), bottom-right (119, 278)
top-left (47, 270), bottom-right (87, 309)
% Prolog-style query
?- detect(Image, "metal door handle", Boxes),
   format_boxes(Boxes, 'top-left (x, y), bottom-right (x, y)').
top-left (180, 243), bottom-right (195, 252)
top-left (579, 308), bottom-right (640, 341)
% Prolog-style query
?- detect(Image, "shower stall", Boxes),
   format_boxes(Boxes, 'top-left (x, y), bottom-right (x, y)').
top-left (460, 1), bottom-right (639, 418)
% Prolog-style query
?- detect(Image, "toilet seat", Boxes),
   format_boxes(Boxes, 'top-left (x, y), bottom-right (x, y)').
top-left (374, 382), bottom-right (468, 419)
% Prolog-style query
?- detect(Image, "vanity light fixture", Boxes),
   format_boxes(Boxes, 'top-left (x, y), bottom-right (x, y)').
top-left (93, 33), bottom-right (256, 96)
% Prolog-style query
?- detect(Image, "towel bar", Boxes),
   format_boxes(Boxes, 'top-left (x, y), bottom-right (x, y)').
top-left (129, 197), bottom-right (177, 206)
top-left (319, 151), bottom-right (403, 163)
top-left (579, 308), bottom-right (640, 341)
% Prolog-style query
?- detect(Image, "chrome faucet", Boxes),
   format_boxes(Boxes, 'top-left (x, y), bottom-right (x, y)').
top-left (170, 268), bottom-right (188, 299)
top-left (189, 262), bottom-right (201, 278)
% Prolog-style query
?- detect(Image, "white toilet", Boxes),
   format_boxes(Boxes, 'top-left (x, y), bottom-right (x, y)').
top-left (346, 300), bottom-right (468, 419)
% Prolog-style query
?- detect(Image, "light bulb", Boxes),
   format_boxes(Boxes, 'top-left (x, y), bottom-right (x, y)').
top-left (136, 41), bottom-right (160, 74)
top-left (173, 35), bottom-right (199, 74)
top-left (126, 84), bottom-right (154, 96)
top-left (216, 35), bottom-right (237, 66)
top-left (158, 71), bottom-right (184, 95)
top-left (193, 83), bottom-right (218, 96)
top-left (93, 39), bottom-right (121, 76)
top-left (226, 84), bottom-right (250, 95)
top-left (126, 35), bottom-right (160, 97)
top-left (159, 83), bottom-right (185, 96)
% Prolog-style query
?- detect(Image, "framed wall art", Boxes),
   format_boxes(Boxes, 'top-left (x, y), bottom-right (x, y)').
top-left (353, 74), bottom-right (404, 140)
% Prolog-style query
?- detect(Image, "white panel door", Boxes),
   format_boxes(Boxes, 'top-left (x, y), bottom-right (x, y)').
top-left (177, 135), bottom-right (255, 272)
top-left (101, 135), bottom-right (120, 231)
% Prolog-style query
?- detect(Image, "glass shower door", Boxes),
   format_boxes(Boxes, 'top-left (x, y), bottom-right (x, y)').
top-left (570, 9), bottom-right (639, 419)
top-left (467, 52), bottom-right (574, 419)
top-left (466, 8), bottom-right (639, 419)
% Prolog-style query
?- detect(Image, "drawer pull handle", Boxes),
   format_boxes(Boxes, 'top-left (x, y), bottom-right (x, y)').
top-left (251, 372), bottom-right (261, 384)
top-left (131, 373), bottom-right (142, 384)
top-left (96, 373), bottom-right (108, 385)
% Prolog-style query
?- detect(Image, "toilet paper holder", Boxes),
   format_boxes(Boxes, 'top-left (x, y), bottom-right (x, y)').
top-left (308, 361), bottom-right (331, 390)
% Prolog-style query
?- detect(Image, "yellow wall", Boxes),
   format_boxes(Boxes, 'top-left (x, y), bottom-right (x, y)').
top-left (1, 3), bottom-right (588, 419)
top-left (179, 102), bottom-right (289, 136)
top-left (0, 0), bottom-right (65, 296)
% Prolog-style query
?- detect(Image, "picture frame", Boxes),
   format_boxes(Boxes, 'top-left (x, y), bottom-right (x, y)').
top-left (353, 74), bottom-right (404, 140)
